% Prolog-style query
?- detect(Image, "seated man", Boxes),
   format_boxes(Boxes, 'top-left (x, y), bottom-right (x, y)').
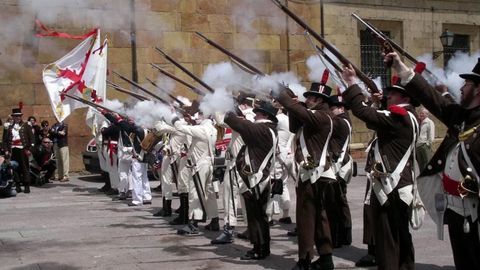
top-left (0, 149), bottom-right (18, 197)
top-left (30, 138), bottom-right (56, 185)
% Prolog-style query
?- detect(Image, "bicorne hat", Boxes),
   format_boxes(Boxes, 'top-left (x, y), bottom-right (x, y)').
top-left (304, 70), bottom-right (332, 101)
top-left (384, 77), bottom-right (420, 107)
top-left (253, 100), bottom-right (279, 123)
top-left (459, 58), bottom-right (480, 83)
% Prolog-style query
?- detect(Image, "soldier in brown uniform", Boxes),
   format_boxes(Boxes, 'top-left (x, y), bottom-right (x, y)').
top-left (385, 52), bottom-right (480, 270)
top-left (2, 108), bottom-right (34, 193)
top-left (224, 101), bottom-right (278, 260)
top-left (274, 82), bottom-right (336, 270)
top-left (327, 95), bottom-right (353, 248)
top-left (341, 65), bottom-right (419, 270)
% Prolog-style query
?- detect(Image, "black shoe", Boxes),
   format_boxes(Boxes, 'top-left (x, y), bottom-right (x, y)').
top-left (287, 227), bottom-right (298, 237)
top-left (24, 186), bottom-right (30, 194)
top-left (98, 184), bottom-right (109, 193)
top-left (279, 216), bottom-right (292, 224)
top-left (105, 188), bottom-right (119, 196)
top-left (177, 223), bottom-right (199, 235)
top-left (211, 225), bottom-right (234, 244)
top-left (205, 217), bottom-right (220, 231)
top-left (311, 255), bottom-right (334, 270)
top-left (15, 185), bottom-right (22, 193)
top-left (169, 193), bottom-right (188, 225)
top-left (113, 192), bottom-right (127, 201)
top-left (240, 248), bottom-right (269, 260)
top-left (237, 229), bottom-right (249, 240)
top-left (355, 254), bottom-right (376, 267)
top-left (291, 259), bottom-right (310, 270)
top-left (126, 191), bottom-right (132, 198)
top-left (127, 201), bottom-right (141, 207)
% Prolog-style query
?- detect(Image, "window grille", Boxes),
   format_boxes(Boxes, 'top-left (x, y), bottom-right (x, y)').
top-left (444, 34), bottom-right (470, 67)
top-left (360, 30), bottom-right (391, 88)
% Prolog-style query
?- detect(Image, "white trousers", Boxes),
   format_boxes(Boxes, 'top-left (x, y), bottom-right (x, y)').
top-left (131, 159), bottom-right (152, 205)
top-left (161, 155), bottom-right (176, 200)
top-left (118, 158), bottom-right (132, 193)
top-left (177, 157), bottom-right (189, 194)
top-left (266, 178), bottom-right (291, 219)
top-left (97, 145), bottom-right (108, 172)
top-left (107, 151), bottom-right (120, 190)
top-left (222, 166), bottom-right (243, 226)
top-left (189, 162), bottom-right (218, 221)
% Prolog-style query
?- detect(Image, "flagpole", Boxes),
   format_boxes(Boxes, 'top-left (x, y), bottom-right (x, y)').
top-left (130, 0), bottom-right (138, 83)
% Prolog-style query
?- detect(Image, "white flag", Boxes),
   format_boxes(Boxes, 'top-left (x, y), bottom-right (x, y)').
top-left (43, 30), bottom-right (107, 122)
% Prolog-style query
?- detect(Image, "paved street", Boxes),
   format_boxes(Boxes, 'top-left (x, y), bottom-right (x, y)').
top-left (0, 168), bottom-right (455, 270)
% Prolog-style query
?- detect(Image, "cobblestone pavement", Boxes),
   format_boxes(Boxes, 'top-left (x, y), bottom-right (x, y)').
top-left (0, 168), bottom-right (455, 270)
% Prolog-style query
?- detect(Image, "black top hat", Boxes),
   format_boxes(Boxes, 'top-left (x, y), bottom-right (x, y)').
top-left (236, 92), bottom-right (256, 105)
top-left (11, 108), bottom-right (22, 116)
top-left (253, 100), bottom-right (279, 123)
top-left (459, 58), bottom-right (480, 83)
top-left (303, 83), bottom-right (332, 101)
top-left (328, 95), bottom-right (346, 107)
top-left (384, 83), bottom-right (420, 107)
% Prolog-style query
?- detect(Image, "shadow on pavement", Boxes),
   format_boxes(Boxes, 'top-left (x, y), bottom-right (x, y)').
top-left (415, 264), bottom-right (455, 270)
top-left (77, 175), bottom-right (105, 183)
top-left (9, 262), bottom-right (81, 270)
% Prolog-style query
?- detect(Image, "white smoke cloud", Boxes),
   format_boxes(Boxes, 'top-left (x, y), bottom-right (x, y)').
top-left (199, 87), bottom-right (235, 116)
top-left (104, 99), bottom-right (126, 114)
top-left (125, 100), bottom-right (175, 128)
top-left (202, 62), bottom-right (241, 89)
top-left (417, 51), bottom-right (480, 102)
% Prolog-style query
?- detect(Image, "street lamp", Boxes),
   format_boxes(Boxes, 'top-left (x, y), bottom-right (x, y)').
top-left (433, 29), bottom-right (455, 59)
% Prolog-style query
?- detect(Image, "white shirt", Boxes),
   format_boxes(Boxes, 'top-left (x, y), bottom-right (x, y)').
top-left (417, 117), bottom-right (435, 146)
top-left (174, 119), bottom-right (217, 166)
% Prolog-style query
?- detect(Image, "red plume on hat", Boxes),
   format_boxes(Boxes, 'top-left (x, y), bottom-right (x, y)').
top-left (18, 101), bottom-right (23, 110)
top-left (321, 69), bottom-right (330, 85)
top-left (391, 76), bottom-right (400, 86)
top-left (414, 62), bottom-right (426, 74)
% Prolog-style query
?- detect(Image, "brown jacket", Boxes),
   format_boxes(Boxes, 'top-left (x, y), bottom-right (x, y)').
top-left (343, 85), bottom-right (417, 190)
top-left (2, 121), bottom-right (34, 151)
top-left (276, 88), bottom-right (334, 171)
top-left (224, 111), bottom-right (277, 187)
top-left (330, 112), bottom-right (352, 165)
top-left (404, 74), bottom-right (480, 178)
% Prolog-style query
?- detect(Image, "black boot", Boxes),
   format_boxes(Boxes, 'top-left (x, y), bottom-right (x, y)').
top-left (177, 220), bottom-right (199, 235)
top-left (15, 184), bottom-right (22, 193)
top-left (237, 229), bottom-right (249, 240)
top-left (154, 198), bottom-right (172, 217)
top-left (211, 224), bottom-right (235, 244)
top-left (205, 217), bottom-right (220, 231)
top-left (311, 254), bottom-right (334, 270)
top-left (24, 185), bottom-right (30, 194)
top-left (170, 193), bottom-right (188, 225)
top-left (291, 259), bottom-right (311, 270)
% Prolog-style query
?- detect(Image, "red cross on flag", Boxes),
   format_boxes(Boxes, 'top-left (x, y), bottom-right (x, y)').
top-left (42, 29), bottom-right (107, 121)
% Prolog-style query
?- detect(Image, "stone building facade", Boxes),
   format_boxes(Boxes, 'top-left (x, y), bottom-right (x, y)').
top-left (0, 0), bottom-right (479, 170)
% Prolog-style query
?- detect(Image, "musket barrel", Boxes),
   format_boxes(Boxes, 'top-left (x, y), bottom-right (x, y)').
top-left (155, 47), bottom-right (215, 93)
top-left (64, 93), bottom-right (128, 119)
top-left (271, 0), bottom-right (380, 93)
top-left (145, 77), bottom-right (185, 106)
top-left (195, 31), bottom-right (265, 76)
top-left (107, 81), bottom-right (150, 101)
top-left (112, 70), bottom-right (168, 103)
top-left (150, 63), bottom-right (205, 96)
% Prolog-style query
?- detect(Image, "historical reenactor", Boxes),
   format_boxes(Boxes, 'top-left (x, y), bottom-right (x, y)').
top-left (212, 93), bottom-right (256, 244)
top-left (104, 112), bottom-right (152, 206)
top-left (274, 75), bottom-right (336, 270)
top-left (2, 108), bottom-right (34, 193)
top-left (266, 106), bottom-right (294, 225)
top-left (385, 52), bottom-right (480, 270)
top-left (173, 112), bottom-right (218, 235)
top-left (342, 64), bottom-right (419, 270)
top-left (153, 119), bottom-right (189, 217)
top-left (328, 94), bottom-right (354, 248)
top-left (224, 100), bottom-right (278, 260)
top-left (101, 121), bottom-right (121, 195)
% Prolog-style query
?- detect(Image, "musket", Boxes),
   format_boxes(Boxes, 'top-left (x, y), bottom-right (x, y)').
top-left (111, 70), bottom-right (168, 104)
top-left (155, 47), bottom-right (215, 93)
top-left (64, 93), bottom-right (128, 119)
top-left (315, 45), bottom-right (343, 72)
top-left (150, 63), bottom-right (205, 96)
top-left (107, 80), bottom-right (150, 101)
top-left (352, 13), bottom-right (439, 80)
top-left (145, 77), bottom-right (185, 106)
top-left (195, 31), bottom-right (266, 76)
top-left (270, 0), bottom-right (381, 93)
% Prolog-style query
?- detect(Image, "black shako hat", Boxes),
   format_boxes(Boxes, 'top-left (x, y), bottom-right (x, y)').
top-left (253, 100), bottom-right (279, 123)
top-left (304, 70), bottom-right (332, 101)
top-left (11, 108), bottom-right (22, 116)
top-left (459, 58), bottom-right (480, 83)
top-left (328, 95), bottom-right (347, 108)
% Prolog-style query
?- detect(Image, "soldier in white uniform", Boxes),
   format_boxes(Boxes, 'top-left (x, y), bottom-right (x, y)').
top-left (173, 112), bottom-right (219, 235)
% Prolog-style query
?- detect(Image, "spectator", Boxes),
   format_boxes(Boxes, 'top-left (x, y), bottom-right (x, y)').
top-left (31, 137), bottom-right (56, 185)
top-left (416, 107), bottom-right (435, 171)
top-left (27, 116), bottom-right (42, 147)
top-left (50, 120), bottom-right (69, 182)
top-left (40, 120), bottom-right (50, 140)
